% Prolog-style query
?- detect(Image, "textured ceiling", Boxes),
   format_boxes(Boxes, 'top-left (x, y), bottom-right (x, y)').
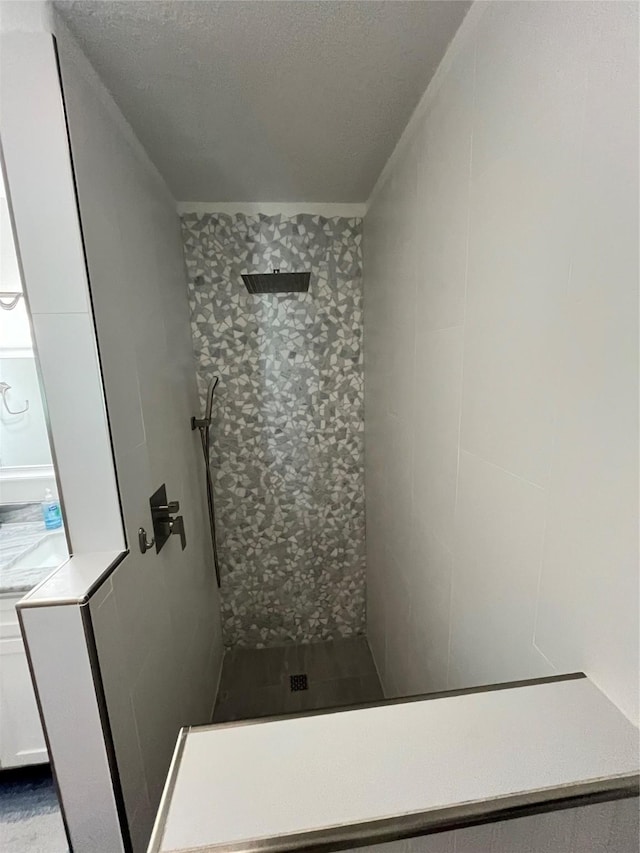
top-left (54, 1), bottom-right (471, 203)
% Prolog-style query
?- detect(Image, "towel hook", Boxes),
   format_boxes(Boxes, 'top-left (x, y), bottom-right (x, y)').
top-left (0, 381), bottom-right (29, 415)
top-left (0, 292), bottom-right (23, 311)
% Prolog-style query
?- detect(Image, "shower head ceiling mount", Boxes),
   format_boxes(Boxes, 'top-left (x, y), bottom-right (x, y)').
top-left (241, 269), bottom-right (310, 294)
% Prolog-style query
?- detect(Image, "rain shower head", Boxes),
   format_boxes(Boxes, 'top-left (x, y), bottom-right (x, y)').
top-left (241, 269), bottom-right (310, 294)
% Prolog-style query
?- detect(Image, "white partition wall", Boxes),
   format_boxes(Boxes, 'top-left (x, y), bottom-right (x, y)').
top-left (1, 19), bottom-right (128, 850)
top-left (148, 677), bottom-right (639, 853)
top-left (340, 804), bottom-right (640, 853)
top-left (52, 20), bottom-right (225, 849)
top-left (19, 595), bottom-right (126, 853)
top-left (1, 8), bottom-right (224, 852)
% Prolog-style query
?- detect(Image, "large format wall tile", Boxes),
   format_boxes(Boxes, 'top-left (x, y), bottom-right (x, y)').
top-left (364, 0), bottom-right (638, 723)
top-left (181, 213), bottom-right (365, 647)
top-left (448, 451), bottom-right (553, 689)
top-left (534, 0), bottom-right (640, 719)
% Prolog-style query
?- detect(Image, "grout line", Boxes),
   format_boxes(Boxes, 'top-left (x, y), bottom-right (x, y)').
top-left (530, 47), bottom-right (591, 681)
top-left (447, 38), bottom-right (477, 692)
top-left (362, 635), bottom-right (386, 698)
top-left (532, 640), bottom-right (559, 675)
top-left (209, 646), bottom-right (227, 721)
top-left (459, 448), bottom-right (546, 492)
top-left (531, 477), bottom-right (553, 669)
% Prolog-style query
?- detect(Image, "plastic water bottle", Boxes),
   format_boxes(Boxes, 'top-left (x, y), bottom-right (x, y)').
top-left (41, 488), bottom-right (63, 530)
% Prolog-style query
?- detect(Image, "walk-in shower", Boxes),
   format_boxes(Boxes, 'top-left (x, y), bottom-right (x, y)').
top-left (192, 376), bottom-right (221, 587)
top-left (181, 211), bottom-right (377, 723)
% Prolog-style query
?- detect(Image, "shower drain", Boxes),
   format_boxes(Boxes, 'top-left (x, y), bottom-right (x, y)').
top-left (290, 674), bottom-right (308, 692)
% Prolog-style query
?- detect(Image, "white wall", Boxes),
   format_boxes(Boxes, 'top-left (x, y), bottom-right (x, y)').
top-left (0, 171), bottom-right (48, 468)
top-left (1, 184), bottom-right (23, 293)
top-left (52, 17), bottom-right (224, 851)
top-left (0, 170), bottom-right (57, 502)
top-left (0, 166), bottom-right (59, 503)
top-left (1, 28), bottom-right (124, 555)
top-left (364, 1), bottom-right (639, 723)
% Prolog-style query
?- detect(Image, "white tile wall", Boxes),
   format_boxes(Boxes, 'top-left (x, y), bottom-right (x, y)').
top-left (449, 451), bottom-right (553, 689)
top-left (20, 602), bottom-right (124, 852)
top-left (52, 18), bottom-right (225, 852)
top-left (364, 1), bottom-right (639, 722)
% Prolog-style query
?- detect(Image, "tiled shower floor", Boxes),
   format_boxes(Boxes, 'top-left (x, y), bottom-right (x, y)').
top-left (212, 637), bottom-right (383, 723)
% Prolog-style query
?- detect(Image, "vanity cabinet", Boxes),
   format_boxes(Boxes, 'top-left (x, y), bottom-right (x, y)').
top-left (0, 594), bottom-right (48, 768)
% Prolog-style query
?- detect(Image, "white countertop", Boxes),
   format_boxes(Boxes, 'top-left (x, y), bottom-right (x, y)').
top-left (150, 676), bottom-right (639, 853)
top-left (0, 523), bottom-right (63, 593)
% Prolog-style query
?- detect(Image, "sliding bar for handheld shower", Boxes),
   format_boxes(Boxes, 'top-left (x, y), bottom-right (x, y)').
top-left (192, 376), bottom-right (221, 588)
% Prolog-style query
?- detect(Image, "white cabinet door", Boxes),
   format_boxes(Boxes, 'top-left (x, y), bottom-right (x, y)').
top-left (0, 597), bottom-right (48, 768)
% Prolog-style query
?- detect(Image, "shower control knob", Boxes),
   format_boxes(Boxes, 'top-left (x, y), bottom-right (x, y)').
top-left (155, 501), bottom-right (180, 515)
top-left (168, 515), bottom-right (186, 550)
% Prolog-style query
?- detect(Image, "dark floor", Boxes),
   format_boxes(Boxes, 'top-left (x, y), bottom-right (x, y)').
top-left (0, 764), bottom-right (67, 852)
top-left (213, 636), bottom-right (384, 723)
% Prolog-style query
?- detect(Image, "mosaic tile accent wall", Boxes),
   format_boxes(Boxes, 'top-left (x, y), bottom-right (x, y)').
top-left (180, 213), bottom-right (365, 647)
